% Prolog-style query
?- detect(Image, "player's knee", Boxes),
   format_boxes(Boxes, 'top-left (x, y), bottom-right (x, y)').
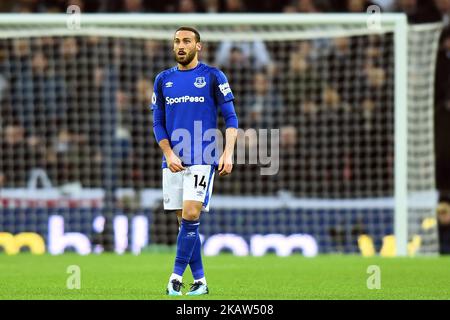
top-left (182, 206), bottom-right (201, 221)
top-left (183, 211), bottom-right (200, 221)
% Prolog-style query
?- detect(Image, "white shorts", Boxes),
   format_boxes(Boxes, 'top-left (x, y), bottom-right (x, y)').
top-left (162, 165), bottom-right (215, 212)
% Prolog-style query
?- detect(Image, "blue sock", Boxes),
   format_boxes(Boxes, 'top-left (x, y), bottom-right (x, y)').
top-left (189, 235), bottom-right (205, 280)
top-left (173, 219), bottom-right (200, 277)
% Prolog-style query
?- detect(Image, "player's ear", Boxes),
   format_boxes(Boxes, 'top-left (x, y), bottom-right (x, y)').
top-left (196, 42), bottom-right (202, 51)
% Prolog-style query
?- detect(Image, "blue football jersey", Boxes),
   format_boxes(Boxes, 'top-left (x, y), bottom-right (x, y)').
top-left (151, 62), bottom-right (235, 168)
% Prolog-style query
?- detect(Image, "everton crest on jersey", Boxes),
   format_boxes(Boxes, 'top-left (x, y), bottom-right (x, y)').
top-left (194, 76), bottom-right (206, 88)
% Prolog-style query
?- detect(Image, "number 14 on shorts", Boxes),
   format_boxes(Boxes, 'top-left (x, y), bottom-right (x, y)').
top-left (194, 174), bottom-right (206, 189)
top-left (162, 164), bottom-right (215, 212)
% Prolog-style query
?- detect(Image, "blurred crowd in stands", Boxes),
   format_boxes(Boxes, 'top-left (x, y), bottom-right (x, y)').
top-left (0, 0), bottom-right (449, 200)
top-left (0, 0), bottom-right (447, 22)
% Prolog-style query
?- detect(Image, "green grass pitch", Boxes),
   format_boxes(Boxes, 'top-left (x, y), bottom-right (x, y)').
top-left (0, 253), bottom-right (449, 300)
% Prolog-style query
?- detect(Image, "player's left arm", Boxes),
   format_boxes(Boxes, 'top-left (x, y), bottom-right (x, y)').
top-left (213, 68), bottom-right (238, 176)
top-left (219, 101), bottom-right (238, 176)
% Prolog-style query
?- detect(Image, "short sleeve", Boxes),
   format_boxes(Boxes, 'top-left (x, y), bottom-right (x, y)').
top-left (213, 69), bottom-right (234, 106)
top-left (151, 73), bottom-right (165, 110)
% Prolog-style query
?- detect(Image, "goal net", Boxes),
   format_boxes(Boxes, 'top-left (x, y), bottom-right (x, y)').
top-left (0, 14), bottom-right (442, 256)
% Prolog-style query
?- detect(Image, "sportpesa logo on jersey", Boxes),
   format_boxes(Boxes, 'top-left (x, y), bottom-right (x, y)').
top-left (166, 95), bottom-right (205, 106)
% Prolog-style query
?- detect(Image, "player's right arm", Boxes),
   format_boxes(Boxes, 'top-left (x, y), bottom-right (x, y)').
top-left (151, 73), bottom-right (185, 173)
top-left (158, 139), bottom-right (185, 172)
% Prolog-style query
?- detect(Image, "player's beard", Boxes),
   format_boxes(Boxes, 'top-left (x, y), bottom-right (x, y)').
top-left (175, 50), bottom-right (197, 66)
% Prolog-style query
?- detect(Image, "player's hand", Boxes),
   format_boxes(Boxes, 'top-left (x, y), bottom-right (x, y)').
top-left (166, 152), bottom-right (185, 173)
top-left (218, 152), bottom-right (233, 176)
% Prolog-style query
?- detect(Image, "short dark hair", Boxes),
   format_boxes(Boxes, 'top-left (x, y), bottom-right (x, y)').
top-left (175, 26), bottom-right (201, 42)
